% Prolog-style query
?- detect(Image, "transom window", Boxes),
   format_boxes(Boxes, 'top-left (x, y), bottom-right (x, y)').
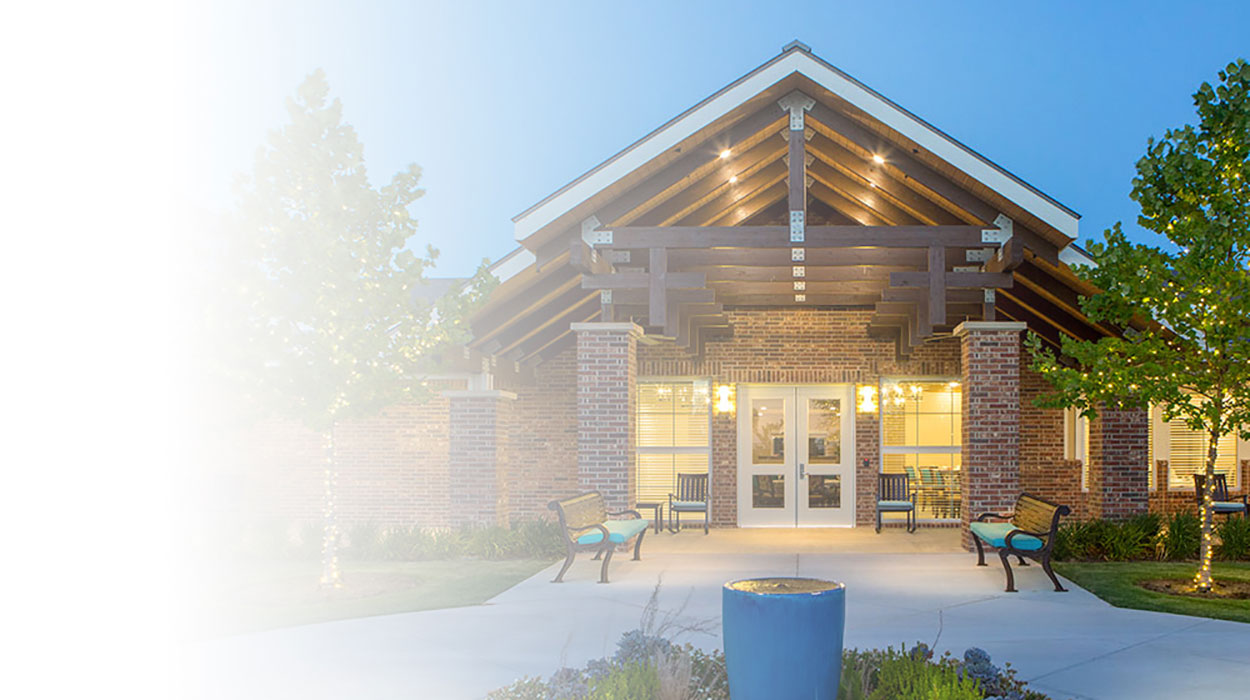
top-left (637, 379), bottom-right (711, 505)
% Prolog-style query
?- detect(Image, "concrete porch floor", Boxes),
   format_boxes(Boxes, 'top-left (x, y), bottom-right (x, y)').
top-left (190, 529), bottom-right (1250, 700)
top-left (648, 525), bottom-right (960, 554)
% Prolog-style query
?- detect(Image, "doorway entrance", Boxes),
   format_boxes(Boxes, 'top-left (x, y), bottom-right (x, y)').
top-left (736, 385), bottom-right (856, 527)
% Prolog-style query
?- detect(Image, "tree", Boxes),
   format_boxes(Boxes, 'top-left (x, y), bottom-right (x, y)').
top-left (1027, 59), bottom-right (1250, 591)
top-left (215, 70), bottom-right (493, 588)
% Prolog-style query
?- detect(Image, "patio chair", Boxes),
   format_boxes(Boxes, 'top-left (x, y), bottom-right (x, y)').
top-left (876, 472), bottom-right (916, 533)
top-left (668, 473), bottom-right (709, 534)
top-left (1194, 474), bottom-right (1248, 518)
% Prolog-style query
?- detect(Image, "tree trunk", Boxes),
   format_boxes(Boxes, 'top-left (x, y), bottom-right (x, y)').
top-left (320, 423), bottom-right (343, 589)
top-left (1195, 428), bottom-right (1218, 592)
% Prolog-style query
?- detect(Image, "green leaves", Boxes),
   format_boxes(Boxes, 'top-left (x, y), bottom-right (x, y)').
top-left (213, 70), bottom-right (490, 431)
top-left (1029, 58), bottom-right (1250, 436)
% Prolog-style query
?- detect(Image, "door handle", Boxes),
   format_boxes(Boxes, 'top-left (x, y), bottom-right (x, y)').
top-left (799, 463), bottom-right (806, 479)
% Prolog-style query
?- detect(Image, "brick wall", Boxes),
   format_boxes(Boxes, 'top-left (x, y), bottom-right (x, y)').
top-left (640, 307), bottom-right (961, 527)
top-left (447, 391), bottom-right (516, 526)
top-left (506, 346), bottom-right (579, 520)
top-left (230, 386), bottom-right (458, 528)
top-left (1019, 364), bottom-right (1089, 518)
top-left (958, 323), bottom-right (1024, 549)
top-left (575, 323), bottom-right (640, 512)
top-left (1088, 406), bottom-right (1149, 520)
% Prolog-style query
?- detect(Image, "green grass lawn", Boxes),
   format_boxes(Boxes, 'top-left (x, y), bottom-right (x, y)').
top-left (199, 558), bottom-right (555, 637)
top-left (1054, 561), bottom-right (1250, 624)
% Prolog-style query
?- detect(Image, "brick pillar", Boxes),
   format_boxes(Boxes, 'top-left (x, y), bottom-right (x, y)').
top-left (572, 322), bottom-right (641, 512)
top-left (855, 407), bottom-right (880, 527)
top-left (445, 389), bottom-right (516, 527)
top-left (1088, 405), bottom-right (1149, 520)
top-left (710, 409), bottom-right (737, 527)
top-left (955, 321), bottom-right (1026, 550)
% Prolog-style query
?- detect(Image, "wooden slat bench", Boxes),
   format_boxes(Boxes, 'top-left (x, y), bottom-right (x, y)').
top-left (971, 493), bottom-right (1070, 593)
top-left (548, 491), bottom-right (648, 583)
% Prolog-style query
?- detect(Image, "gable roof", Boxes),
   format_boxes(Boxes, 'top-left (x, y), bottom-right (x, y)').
top-left (512, 41), bottom-right (1079, 246)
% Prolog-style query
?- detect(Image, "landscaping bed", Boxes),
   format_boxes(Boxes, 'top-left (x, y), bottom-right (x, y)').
top-left (488, 629), bottom-right (1051, 700)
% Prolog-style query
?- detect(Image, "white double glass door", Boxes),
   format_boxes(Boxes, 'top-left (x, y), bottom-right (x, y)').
top-left (736, 385), bottom-right (856, 527)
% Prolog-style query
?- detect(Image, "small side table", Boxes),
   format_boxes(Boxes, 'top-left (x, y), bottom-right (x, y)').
top-left (635, 501), bottom-right (664, 534)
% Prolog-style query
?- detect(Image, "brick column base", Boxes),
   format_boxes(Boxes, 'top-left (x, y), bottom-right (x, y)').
top-left (1089, 405), bottom-right (1149, 520)
top-left (956, 322), bottom-right (1025, 550)
top-left (573, 322), bottom-right (642, 512)
top-left (445, 389), bottom-right (516, 527)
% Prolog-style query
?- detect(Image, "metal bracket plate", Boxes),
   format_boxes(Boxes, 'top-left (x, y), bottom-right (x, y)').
top-left (587, 229), bottom-right (613, 246)
top-left (791, 247), bottom-right (805, 262)
top-left (953, 265), bottom-right (979, 273)
top-left (793, 280), bottom-right (806, 291)
top-left (794, 293), bottom-right (807, 302)
top-left (606, 250), bottom-right (630, 263)
top-left (984, 289), bottom-right (996, 303)
top-left (965, 248), bottom-right (994, 263)
top-left (600, 290), bottom-right (613, 304)
top-left (789, 210), bottom-right (805, 242)
top-left (981, 228), bottom-right (1009, 244)
top-left (792, 265), bottom-right (806, 278)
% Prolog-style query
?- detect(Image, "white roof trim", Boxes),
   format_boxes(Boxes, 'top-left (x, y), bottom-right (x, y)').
top-left (1059, 244), bottom-right (1095, 268)
top-left (488, 247), bottom-right (536, 284)
top-left (514, 49), bottom-right (1079, 242)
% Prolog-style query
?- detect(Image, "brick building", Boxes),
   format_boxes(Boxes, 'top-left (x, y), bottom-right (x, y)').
top-left (241, 42), bottom-right (1248, 543)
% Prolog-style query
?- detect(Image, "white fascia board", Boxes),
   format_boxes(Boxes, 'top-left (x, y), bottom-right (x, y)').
top-left (794, 56), bottom-right (1079, 238)
top-left (488, 247), bottom-right (536, 284)
top-left (1059, 244), bottom-right (1095, 268)
top-left (513, 51), bottom-right (1079, 243)
top-left (513, 56), bottom-right (801, 242)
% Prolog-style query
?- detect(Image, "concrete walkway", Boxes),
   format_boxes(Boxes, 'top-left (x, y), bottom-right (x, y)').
top-left (191, 532), bottom-right (1250, 699)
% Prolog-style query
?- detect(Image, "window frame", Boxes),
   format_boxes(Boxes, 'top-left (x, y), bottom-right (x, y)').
top-left (636, 377), bottom-right (713, 505)
top-left (878, 376), bottom-right (963, 522)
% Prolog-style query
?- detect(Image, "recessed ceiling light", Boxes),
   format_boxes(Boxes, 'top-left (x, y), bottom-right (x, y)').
top-left (720, 149), bottom-right (732, 159)
top-left (872, 154), bottom-right (886, 164)
top-left (728, 175), bottom-right (738, 184)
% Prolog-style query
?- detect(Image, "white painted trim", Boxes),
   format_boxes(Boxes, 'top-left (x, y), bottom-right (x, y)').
top-left (1059, 244), bottom-right (1096, 268)
top-left (513, 49), bottom-right (1079, 244)
top-left (488, 247), bottom-right (536, 284)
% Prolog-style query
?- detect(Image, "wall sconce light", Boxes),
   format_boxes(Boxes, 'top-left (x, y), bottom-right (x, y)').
top-left (856, 384), bottom-right (878, 414)
top-left (714, 384), bottom-right (736, 415)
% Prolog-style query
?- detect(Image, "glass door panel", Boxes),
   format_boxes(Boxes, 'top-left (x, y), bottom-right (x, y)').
top-left (737, 386), bottom-right (796, 526)
top-left (797, 386), bottom-right (855, 527)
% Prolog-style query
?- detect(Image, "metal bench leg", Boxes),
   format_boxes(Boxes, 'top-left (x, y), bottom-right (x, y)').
top-left (999, 550), bottom-right (1017, 593)
top-left (592, 549), bottom-right (603, 560)
top-left (703, 512), bottom-right (708, 535)
top-left (974, 535), bottom-right (987, 566)
top-left (632, 528), bottom-right (645, 561)
top-left (1041, 554), bottom-right (1067, 592)
top-left (1016, 555), bottom-right (1029, 566)
top-left (875, 509), bottom-right (882, 534)
top-left (553, 548), bottom-right (576, 583)
top-left (598, 545), bottom-right (615, 583)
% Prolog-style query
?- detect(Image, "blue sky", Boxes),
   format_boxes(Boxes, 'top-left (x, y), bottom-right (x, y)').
top-left (191, 1), bottom-right (1250, 277)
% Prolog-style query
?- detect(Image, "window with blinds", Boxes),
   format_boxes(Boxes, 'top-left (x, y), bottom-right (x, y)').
top-left (1063, 408), bottom-right (1090, 491)
top-left (637, 380), bottom-right (711, 504)
top-left (1166, 418), bottom-right (1237, 489)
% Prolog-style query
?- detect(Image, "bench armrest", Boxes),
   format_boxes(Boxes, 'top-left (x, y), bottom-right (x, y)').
top-left (566, 522), bottom-right (611, 543)
top-left (976, 512), bottom-right (1012, 522)
top-left (607, 509), bottom-right (642, 519)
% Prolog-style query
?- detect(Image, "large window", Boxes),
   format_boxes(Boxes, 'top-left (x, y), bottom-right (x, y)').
top-left (880, 379), bottom-right (962, 520)
top-left (1152, 405), bottom-right (1241, 490)
top-left (637, 380), bottom-right (711, 505)
top-left (1063, 408), bottom-right (1090, 491)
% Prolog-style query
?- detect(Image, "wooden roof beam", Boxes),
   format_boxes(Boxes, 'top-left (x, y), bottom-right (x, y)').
top-left (807, 158), bottom-right (921, 226)
top-left (807, 180), bottom-right (889, 226)
top-left (806, 102), bottom-right (1061, 264)
top-left (597, 106), bottom-right (789, 227)
top-left (600, 224), bottom-right (1004, 249)
top-left (806, 134), bottom-right (957, 225)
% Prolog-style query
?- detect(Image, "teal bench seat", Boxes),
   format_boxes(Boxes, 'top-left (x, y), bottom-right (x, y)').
top-left (970, 522), bottom-right (1044, 551)
top-left (576, 518), bottom-right (651, 545)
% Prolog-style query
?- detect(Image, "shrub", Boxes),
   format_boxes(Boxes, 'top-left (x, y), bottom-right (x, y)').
top-left (869, 649), bottom-right (981, 700)
top-left (489, 633), bottom-right (1048, 700)
top-left (1160, 512), bottom-right (1201, 561)
top-left (1216, 517), bottom-right (1250, 560)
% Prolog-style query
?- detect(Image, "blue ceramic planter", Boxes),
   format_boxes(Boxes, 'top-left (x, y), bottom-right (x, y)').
top-left (722, 577), bottom-right (845, 700)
